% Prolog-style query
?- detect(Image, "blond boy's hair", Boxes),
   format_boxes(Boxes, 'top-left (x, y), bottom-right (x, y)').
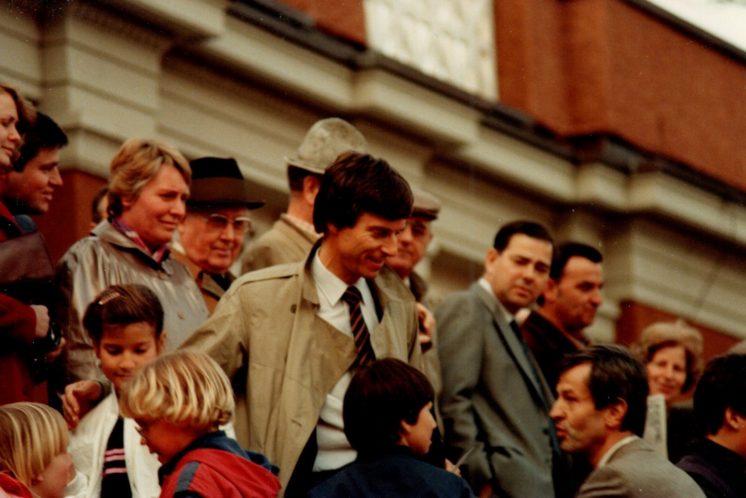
top-left (119, 350), bottom-right (233, 432)
top-left (0, 403), bottom-right (68, 485)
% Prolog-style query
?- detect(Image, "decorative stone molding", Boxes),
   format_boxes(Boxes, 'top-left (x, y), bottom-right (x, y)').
top-left (363, 0), bottom-right (497, 100)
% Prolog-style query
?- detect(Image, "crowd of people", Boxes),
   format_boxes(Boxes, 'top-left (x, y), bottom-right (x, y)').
top-left (1, 82), bottom-right (745, 498)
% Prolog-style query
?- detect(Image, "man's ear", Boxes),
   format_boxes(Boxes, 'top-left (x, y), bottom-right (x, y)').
top-left (484, 247), bottom-right (499, 269)
top-left (603, 399), bottom-right (628, 431)
top-left (399, 419), bottom-right (413, 447)
top-left (303, 175), bottom-right (321, 205)
top-left (542, 279), bottom-right (558, 304)
top-left (723, 407), bottom-right (746, 432)
top-left (157, 332), bottom-right (167, 354)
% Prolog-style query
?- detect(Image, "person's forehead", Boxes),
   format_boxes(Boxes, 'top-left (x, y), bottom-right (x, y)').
top-left (356, 212), bottom-right (406, 228)
top-left (188, 205), bottom-right (250, 216)
top-left (409, 215), bottom-right (432, 226)
top-left (558, 363), bottom-right (592, 393)
top-left (504, 233), bottom-right (552, 257)
top-left (560, 256), bottom-right (603, 280)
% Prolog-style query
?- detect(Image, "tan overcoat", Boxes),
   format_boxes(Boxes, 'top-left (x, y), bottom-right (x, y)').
top-left (241, 214), bottom-right (318, 273)
top-left (182, 245), bottom-right (421, 491)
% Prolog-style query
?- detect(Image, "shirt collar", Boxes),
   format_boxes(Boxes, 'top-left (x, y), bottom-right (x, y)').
top-left (598, 435), bottom-right (638, 468)
top-left (312, 248), bottom-right (367, 307)
top-left (478, 277), bottom-right (515, 322)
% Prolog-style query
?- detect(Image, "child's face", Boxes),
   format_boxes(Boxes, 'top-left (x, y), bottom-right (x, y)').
top-left (400, 401), bottom-right (437, 455)
top-left (136, 419), bottom-right (204, 464)
top-left (30, 450), bottom-right (74, 498)
top-left (94, 321), bottom-right (162, 392)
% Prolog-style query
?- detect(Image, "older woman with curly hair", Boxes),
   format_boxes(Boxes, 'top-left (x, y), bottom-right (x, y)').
top-left (632, 319), bottom-right (704, 462)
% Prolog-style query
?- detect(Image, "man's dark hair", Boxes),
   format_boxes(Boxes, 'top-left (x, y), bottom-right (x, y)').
top-left (83, 284), bottom-right (164, 344)
top-left (313, 152), bottom-right (412, 233)
top-left (14, 112), bottom-right (68, 172)
top-left (549, 242), bottom-right (603, 280)
top-left (558, 345), bottom-right (648, 436)
top-left (493, 220), bottom-right (554, 252)
top-left (343, 358), bottom-right (434, 456)
top-left (693, 353), bottom-right (746, 436)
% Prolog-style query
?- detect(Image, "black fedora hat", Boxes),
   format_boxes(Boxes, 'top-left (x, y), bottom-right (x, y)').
top-left (188, 157), bottom-right (264, 209)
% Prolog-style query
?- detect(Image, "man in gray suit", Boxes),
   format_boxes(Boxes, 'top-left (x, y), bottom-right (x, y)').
top-left (551, 345), bottom-right (704, 498)
top-left (437, 220), bottom-right (558, 497)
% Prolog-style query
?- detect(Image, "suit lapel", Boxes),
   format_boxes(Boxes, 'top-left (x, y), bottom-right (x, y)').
top-left (473, 283), bottom-right (554, 409)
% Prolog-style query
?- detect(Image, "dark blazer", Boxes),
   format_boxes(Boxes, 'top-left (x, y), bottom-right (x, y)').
top-left (308, 447), bottom-right (474, 498)
top-left (677, 438), bottom-right (746, 498)
top-left (437, 282), bottom-right (556, 497)
top-left (578, 437), bottom-right (705, 498)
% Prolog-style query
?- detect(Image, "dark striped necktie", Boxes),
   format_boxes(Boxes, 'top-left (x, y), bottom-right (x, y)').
top-left (341, 286), bottom-right (376, 367)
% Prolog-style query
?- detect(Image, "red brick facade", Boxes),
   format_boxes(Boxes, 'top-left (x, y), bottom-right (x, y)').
top-left (495, 0), bottom-right (746, 191)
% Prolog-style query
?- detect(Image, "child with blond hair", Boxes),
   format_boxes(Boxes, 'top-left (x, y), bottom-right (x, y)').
top-left (67, 284), bottom-right (165, 498)
top-left (119, 350), bottom-right (280, 497)
top-left (0, 402), bottom-right (76, 498)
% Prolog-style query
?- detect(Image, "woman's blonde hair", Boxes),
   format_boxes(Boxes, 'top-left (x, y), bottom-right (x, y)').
top-left (0, 403), bottom-right (68, 485)
top-left (107, 137), bottom-right (191, 219)
top-left (631, 319), bottom-right (704, 392)
top-left (119, 350), bottom-right (233, 432)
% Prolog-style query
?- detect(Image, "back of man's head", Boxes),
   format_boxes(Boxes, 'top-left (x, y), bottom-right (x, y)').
top-left (549, 242), bottom-right (603, 280)
top-left (14, 112), bottom-right (67, 172)
top-left (313, 152), bottom-right (412, 234)
top-left (693, 353), bottom-right (746, 437)
top-left (560, 344), bottom-right (649, 436)
top-left (493, 220), bottom-right (553, 252)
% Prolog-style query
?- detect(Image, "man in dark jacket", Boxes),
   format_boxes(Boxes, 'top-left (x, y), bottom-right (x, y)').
top-left (677, 353), bottom-right (746, 498)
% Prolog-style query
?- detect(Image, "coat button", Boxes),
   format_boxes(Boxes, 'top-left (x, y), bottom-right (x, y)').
top-left (290, 304), bottom-right (297, 313)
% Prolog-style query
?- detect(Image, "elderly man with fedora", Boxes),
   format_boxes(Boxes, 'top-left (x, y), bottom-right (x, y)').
top-left (241, 117), bottom-right (367, 273)
top-left (174, 156), bottom-right (264, 312)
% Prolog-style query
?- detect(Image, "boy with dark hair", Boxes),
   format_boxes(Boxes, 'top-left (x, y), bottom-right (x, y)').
top-left (309, 359), bottom-right (472, 497)
top-left (677, 353), bottom-right (746, 498)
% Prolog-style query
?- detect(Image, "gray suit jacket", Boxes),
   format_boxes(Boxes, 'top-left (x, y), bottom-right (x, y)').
top-left (578, 437), bottom-right (705, 498)
top-left (437, 282), bottom-right (556, 497)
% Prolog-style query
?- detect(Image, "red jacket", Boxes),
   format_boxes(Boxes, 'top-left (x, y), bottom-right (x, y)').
top-left (0, 472), bottom-right (32, 498)
top-left (159, 431), bottom-right (280, 498)
top-left (0, 201), bottom-right (44, 405)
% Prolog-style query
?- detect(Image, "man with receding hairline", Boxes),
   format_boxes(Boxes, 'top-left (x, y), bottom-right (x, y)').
top-left (437, 220), bottom-right (558, 497)
top-left (551, 345), bottom-right (704, 498)
top-left (522, 241), bottom-right (604, 394)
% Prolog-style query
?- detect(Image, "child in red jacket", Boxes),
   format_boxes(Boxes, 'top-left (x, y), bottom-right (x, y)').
top-left (118, 350), bottom-right (280, 498)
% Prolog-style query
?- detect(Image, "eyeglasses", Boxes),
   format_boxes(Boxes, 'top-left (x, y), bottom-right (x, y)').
top-left (200, 213), bottom-right (252, 234)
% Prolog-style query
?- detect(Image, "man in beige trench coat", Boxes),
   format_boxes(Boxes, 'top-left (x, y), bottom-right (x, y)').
top-left (182, 152), bottom-right (421, 496)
